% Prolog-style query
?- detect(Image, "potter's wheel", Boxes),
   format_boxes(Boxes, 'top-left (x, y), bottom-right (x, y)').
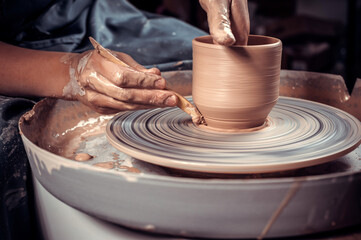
top-left (19, 70), bottom-right (361, 239)
top-left (106, 96), bottom-right (361, 173)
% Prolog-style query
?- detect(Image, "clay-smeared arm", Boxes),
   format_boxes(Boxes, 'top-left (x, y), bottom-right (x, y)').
top-left (200, 0), bottom-right (250, 45)
top-left (0, 41), bottom-right (178, 114)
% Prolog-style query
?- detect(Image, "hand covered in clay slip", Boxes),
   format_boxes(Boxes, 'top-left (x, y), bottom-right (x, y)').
top-left (200, 0), bottom-right (250, 45)
top-left (63, 50), bottom-right (177, 114)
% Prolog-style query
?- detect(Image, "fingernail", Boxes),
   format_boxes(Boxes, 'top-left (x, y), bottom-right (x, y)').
top-left (155, 78), bottom-right (165, 88)
top-left (165, 95), bottom-right (177, 106)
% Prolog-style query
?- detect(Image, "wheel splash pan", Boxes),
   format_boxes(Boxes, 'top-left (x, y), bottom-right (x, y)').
top-left (19, 70), bottom-right (361, 239)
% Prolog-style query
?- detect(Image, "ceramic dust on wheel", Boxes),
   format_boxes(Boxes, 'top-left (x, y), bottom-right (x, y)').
top-left (106, 96), bottom-right (361, 173)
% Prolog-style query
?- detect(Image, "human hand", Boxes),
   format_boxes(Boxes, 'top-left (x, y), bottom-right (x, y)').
top-left (199, 0), bottom-right (250, 46)
top-left (63, 50), bottom-right (177, 114)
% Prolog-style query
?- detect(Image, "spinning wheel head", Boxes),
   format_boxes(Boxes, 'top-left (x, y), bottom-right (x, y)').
top-left (106, 97), bottom-right (361, 174)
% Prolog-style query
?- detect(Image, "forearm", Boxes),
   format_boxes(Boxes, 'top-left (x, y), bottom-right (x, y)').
top-left (0, 41), bottom-right (75, 98)
top-left (0, 41), bottom-right (178, 115)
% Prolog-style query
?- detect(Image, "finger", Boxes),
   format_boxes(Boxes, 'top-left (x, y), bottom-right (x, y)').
top-left (113, 52), bottom-right (161, 75)
top-left (120, 67), bottom-right (166, 88)
top-left (90, 61), bottom-right (166, 89)
top-left (200, 0), bottom-right (236, 46)
top-left (91, 50), bottom-right (165, 88)
top-left (80, 90), bottom-right (156, 114)
top-left (85, 72), bottom-right (177, 107)
top-left (230, 0), bottom-right (250, 45)
top-left (92, 57), bottom-right (167, 89)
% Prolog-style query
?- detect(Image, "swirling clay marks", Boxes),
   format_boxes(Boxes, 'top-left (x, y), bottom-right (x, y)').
top-left (106, 96), bottom-right (361, 174)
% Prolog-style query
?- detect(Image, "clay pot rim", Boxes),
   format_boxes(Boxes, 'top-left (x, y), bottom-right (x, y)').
top-left (193, 35), bottom-right (281, 49)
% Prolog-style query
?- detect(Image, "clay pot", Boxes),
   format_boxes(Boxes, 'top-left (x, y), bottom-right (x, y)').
top-left (192, 35), bottom-right (282, 130)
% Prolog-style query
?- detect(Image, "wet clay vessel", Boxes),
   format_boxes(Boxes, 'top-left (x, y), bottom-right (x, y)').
top-left (192, 35), bottom-right (282, 129)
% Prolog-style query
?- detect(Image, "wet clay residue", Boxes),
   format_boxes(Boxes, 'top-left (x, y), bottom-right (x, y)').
top-left (92, 162), bottom-right (141, 173)
top-left (112, 153), bottom-right (120, 160)
top-left (93, 161), bottom-right (115, 169)
top-left (118, 166), bottom-right (141, 173)
top-left (74, 153), bottom-right (93, 161)
top-left (192, 35), bottom-right (282, 130)
top-left (91, 156), bottom-right (142, 173)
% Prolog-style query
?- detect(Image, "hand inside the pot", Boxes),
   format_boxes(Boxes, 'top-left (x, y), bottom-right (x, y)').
top-left (199, 0), bottom-right (250, 46)
top-left (64, 50), bottom-right (178, 114)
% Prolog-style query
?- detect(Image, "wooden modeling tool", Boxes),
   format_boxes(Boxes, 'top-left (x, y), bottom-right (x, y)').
top-left (89, 37), bottom-right (204, 125)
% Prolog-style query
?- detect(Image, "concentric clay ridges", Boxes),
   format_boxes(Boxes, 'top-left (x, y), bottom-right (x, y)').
top-left (106, 96), bottom-right (361, 174)
top-left (192, 35), bottom-right (282, 129)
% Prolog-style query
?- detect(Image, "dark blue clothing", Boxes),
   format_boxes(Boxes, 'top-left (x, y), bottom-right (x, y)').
top-left (0, 1), bottom-right (205, 239)
top-left (0, 0), bottom-right (205, 70)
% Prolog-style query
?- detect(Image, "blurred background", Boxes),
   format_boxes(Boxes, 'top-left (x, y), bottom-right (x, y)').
top-left (129, 0), bottom-right (361, 94)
